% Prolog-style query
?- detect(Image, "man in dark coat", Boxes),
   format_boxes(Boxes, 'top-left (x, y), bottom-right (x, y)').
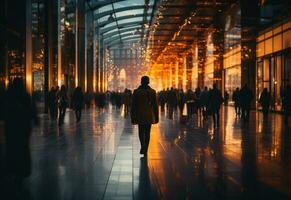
top-left (131, 76), bottom-right (159, 156)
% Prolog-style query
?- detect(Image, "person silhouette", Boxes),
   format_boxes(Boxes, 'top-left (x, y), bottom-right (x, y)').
top-left (72, 86), bottom-right (84, 122)
top-left (57, 85), bottom-right (68, 126)
top-left (208, 84), bottom-right (223, 128)
top-left (3, 78), bottom-right (38, 185)
top-left (131, 76), bottom-right (159, 156)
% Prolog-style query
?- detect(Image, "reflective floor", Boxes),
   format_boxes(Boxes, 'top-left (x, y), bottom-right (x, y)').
top-left (1, 106), bottom-right (291, 200)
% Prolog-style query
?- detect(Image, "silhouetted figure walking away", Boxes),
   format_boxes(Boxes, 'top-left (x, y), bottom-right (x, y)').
top-left (58, 85), bottom-right (68, 126)
top-left (178, 89), bottom-right (185, 115)
top-left (283, 85), bottom-right (291, 124)
top-left (208, 84), bottom-right (223, 128)
top-left (259, 88), bottom-right (271, 117)
top-left (240, 84), bottom-right (253, 121)
top-left (167, 88), bottom-right (178, 119)
top-left (84, 91), bottom-right (91, 109)
top-left (72, 86), bottom-right (84, 122)
top-left (48, 87), bottom-right (58, 120)
top-left (3, 78), bottom-right (38, 185)
top-left (200, 87), bottom-right (209, 119)
top-left (224, 91), bottom-right (229, 105)
top-left (131, 76), bottom-right (159, 156)
top-left (232, 87), bottom-right (241, 116)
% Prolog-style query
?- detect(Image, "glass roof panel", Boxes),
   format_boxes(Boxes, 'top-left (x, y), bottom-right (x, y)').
top-left (104, 25), bottom-right (142, 35)
top-left (115, 9), bottom-right (144, 18)
top-left (93, 0), bottom-right (154, 46)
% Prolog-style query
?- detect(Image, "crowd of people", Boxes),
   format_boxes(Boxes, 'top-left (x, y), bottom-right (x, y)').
top-left (47, 87), bottom-right (135, 124)
top-left (157, 84), bottom-right (225, 127)
top-left (1, 77), bottom-right (291, 186)
top-left (156, 83), bottom-right (291, 125)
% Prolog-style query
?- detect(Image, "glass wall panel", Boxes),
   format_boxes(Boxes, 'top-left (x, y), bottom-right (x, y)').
top-left (265, 38), bottom-right (273, 55)
top-left (273, 34), bottom-right (282, 52)
top-left (225, 66), bottom-right (241, 97)
top-left (283, 29), bottom-right (291, 49)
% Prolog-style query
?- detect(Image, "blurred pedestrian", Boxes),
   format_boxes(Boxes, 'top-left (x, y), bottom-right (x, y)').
top-left (167, 88), bottom-right (178, 119)
top-left (58, 85), bottom-right (68, 126)
top-left (283, 85), bottom-right (291, 124)
top-left (84, 91), bottom-right (91, 109)
top-left (3, 78), bottom-right (38, 185)
top-left (259, 88), bottom-right (271, 117)
top-left (48, 87), bottom-right (58, 120)
top-left (200, 87), bottom-right (209, 119)
top-left (240, 84), bottom-right (253, 121)
top-left (232, 87), bottom-right (241, 116)
top-left (208, 84), bottom-right (223, 128)
top-left (72, 86), bottom-right (84, 122)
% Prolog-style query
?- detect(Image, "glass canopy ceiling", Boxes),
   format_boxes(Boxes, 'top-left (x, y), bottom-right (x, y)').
top-left (87, 0), bottom-right (156, 48)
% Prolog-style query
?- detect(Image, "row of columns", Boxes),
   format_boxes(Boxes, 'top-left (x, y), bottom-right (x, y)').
top-left (23, 0), bottom-right (109, 112)
top-left (156, 0), bottom-right (259, 95)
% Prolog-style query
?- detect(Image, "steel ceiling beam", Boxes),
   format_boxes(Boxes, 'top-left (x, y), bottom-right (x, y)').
top-left (104, 32), bottom-right (142, 43)
top-left (106, 34), bottom-right (142, 45)
top-left (107, 36), bottom-right (142, 47)
top-left (87, 0), bottom-right (127, 12)
top-left (103, 26), bottom-right (142, 39)
top-left (98, 13), bottom-right (150, 27)
top-left (99, 21), bottom-right (143, 34)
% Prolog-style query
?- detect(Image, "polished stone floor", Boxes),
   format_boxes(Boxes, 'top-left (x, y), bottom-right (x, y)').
top-left (1, 106), bottom-right (291, 200)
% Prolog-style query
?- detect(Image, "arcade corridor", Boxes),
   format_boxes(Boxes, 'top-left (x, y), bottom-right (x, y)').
top-left (1, 0), bottom-right (291, 199)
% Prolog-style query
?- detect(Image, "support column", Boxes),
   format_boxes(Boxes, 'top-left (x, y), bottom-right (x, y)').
top-left (76, 0), bottom-right (85, 90)
top-left (175, 61), bottom-right (178, 88)
top-left (213, 20), bottom-right (224, 90)
top-left (241, 0), bottom-right (259, 103)
top-left (1, 0), bottom-right (8, 88)
top-left (57, 0), bottom-right (64, 86)
top-left (26, 0), bottom-right (32, 94)
top-left (198, 38), bottom-right (206, 88)
top-left (178, 58), bottom-right (183, 89)
top-left (98, 35), bottom-right (104, 92)
top-left (186, 54), bottom-right (193, 90)
top-left (44, 0), bottom-right (54, 113)
top-left (85, 10), bottom-right (94, 93)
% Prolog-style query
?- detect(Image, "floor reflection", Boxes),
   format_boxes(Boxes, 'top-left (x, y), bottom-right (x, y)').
top-left (0, 106), bottom-right (291, 199)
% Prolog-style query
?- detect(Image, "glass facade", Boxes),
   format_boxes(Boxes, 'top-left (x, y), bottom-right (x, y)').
top-left (256, 18), bottom-right (291, 111)
top-left (223, 4), bottom-right (241, 100)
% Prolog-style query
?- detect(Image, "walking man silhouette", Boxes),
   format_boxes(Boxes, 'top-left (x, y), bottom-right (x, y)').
top-left (131, 76), bottom-right (159, 156)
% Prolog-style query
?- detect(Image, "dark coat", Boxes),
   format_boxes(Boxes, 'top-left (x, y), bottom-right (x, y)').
top-left (240, 86), bottom-right (253, 108)
top-left (131, 85), bottom-right (159, 125)
top-left (259, 90), bottom-right (271, 108)
top-left (208, 88), bottom-right (223, 112)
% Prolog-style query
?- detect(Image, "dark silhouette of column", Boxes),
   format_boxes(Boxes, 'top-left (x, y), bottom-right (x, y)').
top-left (44, 0), bottom-right (54, 113)
top-left (85, 10), bottom-right (94, 93)
top-left (0, 0), bottom-right (8, 87)
top-left (26, 0), bottom-right (33, 94)
top-left (76, 0), bottom-right (85, 91)
top-left (178, 57), bottom-right (183, 89)
top-left (198, 34), bottom-right (206, 88)
top-left (241, 0), bottom-right (259, 105)
top-left (213, 19), bottom-right (224, 90)
top-left (186, 54), bottom-right (193, 90)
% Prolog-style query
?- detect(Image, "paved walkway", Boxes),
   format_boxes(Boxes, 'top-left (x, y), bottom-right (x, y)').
top-left (1, 106), bottom-right (291, 200)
